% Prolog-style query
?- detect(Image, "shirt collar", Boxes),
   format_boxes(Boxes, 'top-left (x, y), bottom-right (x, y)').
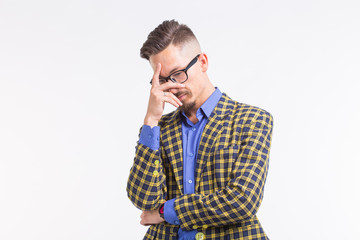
top-left (199, 87), bottom-right (222, 118)
top-left (181, 87), bottom-right (222, 120)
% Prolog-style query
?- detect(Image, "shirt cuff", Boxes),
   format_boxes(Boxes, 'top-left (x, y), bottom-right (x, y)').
top-left (139, 125), bottom-right (160, 150)
top-left (164, 198), bottom-right (180, 225)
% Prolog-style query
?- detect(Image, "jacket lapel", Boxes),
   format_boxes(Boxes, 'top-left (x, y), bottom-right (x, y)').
top-left (194, 94), bottom-right (233, 192)
top-left (161, 110), bottom-right (184, 195)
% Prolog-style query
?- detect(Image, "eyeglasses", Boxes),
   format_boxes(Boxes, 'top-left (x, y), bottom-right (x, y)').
top-left (150, 54), bottom-right (200, 85)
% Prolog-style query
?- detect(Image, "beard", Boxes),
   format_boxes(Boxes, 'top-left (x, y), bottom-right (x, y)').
top-left (180, 101), bottom-right (196, 115)
top-left (175, 90), bottom-right (195, 115)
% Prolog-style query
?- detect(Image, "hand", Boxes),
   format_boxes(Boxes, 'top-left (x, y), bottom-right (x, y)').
top-left (144, 63), bottom-right (186, 127)
top-left (140, 208), bottom-right (165, 226)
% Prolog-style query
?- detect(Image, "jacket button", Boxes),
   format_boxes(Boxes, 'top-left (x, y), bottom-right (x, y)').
top-left (195, 232), bottom-right (204, 240)
top-left (154, 160), bottom-right (159, 166)
top-left (153, 170), bottom-right (159, 176)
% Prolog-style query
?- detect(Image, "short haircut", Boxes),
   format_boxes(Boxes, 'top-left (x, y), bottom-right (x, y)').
top-left (140, 20), bottom-right (198, 60)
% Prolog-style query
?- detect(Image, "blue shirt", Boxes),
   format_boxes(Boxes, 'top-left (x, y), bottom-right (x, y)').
top-left (139, 88), bottom-right (222, 240)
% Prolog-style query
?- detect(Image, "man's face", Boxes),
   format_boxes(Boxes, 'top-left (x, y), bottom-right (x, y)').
top-left (149, 43), bottom-right (208, 114)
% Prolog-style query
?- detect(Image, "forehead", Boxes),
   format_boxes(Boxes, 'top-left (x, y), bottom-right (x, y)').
top-left (149, 44), bottom-right (189, 76)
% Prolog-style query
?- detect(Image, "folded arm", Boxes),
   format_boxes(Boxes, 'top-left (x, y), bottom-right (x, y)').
top-left (170, 111), bottom-right (273, 230)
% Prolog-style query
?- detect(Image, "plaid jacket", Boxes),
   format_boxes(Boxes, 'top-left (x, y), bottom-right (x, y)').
top-left (127, 93), bottom-right (273, 240)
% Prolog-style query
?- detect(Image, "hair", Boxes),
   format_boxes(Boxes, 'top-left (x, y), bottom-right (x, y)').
top-left (140, 20), bottom-right (198, 60)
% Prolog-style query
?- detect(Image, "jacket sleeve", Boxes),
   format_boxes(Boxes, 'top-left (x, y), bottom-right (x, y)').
top-left (173, 110), bottom-right (273, 230)
top-left (126, 127), bottom-right (167, 211)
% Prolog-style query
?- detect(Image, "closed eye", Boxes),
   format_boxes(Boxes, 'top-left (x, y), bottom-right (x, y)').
top-left (171, 71), bottom-right (183, 77)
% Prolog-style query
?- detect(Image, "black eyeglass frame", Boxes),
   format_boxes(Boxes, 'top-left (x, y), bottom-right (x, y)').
top-left (150, 54), bottom-right (201, 85)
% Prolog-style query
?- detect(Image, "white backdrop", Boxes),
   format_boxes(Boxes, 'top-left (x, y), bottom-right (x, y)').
top-left (1, 0), bottom-right (359, 239)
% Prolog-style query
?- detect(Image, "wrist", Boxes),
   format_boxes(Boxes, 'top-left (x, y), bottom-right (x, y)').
top-left (144, 115), bottom-right (159, 128)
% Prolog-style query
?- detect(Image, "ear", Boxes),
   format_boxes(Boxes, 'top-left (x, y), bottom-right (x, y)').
top-left (199, 53), bottom-right (208, 72)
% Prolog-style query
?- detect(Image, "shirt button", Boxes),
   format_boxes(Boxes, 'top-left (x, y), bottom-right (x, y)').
top-left (188, 180), bottom-right (193, 184)
top-left (192, 225), bottom-right (198, 229)
top-left (148, 134), bottom-right (152, 139)
top-left (203, 224), bottom-right (208, 229)
top-left (189, 153), bottom-right (194, 157)
top-left (192, 127), bottom-right (196, 131)
top-left (153, 170), bottom-right (159, 177)
top-left (175, 220), bottom-right (179, 225)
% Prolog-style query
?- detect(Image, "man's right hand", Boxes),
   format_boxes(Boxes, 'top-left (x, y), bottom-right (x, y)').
top-left (144, 63), bottom-right (186, 127)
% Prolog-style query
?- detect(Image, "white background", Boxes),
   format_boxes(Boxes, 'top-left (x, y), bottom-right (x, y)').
top-left (1, 0), bottom-right (359, 239)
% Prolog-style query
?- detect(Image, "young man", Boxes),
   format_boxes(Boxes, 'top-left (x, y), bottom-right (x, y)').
top-left (127, 20), bottom-right (273, 240)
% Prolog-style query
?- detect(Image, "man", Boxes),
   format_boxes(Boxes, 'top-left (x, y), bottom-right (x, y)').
top-left (127, 20), bottom-right (273, 240)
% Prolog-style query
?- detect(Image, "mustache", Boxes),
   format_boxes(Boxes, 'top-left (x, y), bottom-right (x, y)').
top-left (175, 91), bottom-right (189, 98)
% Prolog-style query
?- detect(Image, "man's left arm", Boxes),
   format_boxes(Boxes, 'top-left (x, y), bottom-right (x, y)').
top-left (170, 110), bottom-right (273, 230)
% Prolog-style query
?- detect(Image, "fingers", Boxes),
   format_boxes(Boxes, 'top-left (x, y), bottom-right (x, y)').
top-left (158, 81), bottom-right (186, 92)
top-left (140, 211), bottom-right (146, 226)
top-left (149, 76), bottom-right (185, 108)
top-left (151, 63), bottom-right (162, 87)
top-left (161, 92), bottom-right (182, 108)
top-left (140, 210), bottom-right (154, 226)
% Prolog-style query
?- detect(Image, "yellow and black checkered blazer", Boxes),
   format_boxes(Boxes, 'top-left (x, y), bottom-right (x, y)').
top-left (127, 93), bottom-right (273, 239)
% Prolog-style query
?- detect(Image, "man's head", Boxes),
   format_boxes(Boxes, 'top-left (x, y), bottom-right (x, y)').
top-left (141, 20), bottom-right (214, 115)
top-left (140, 20), bottom-right (198, 60)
